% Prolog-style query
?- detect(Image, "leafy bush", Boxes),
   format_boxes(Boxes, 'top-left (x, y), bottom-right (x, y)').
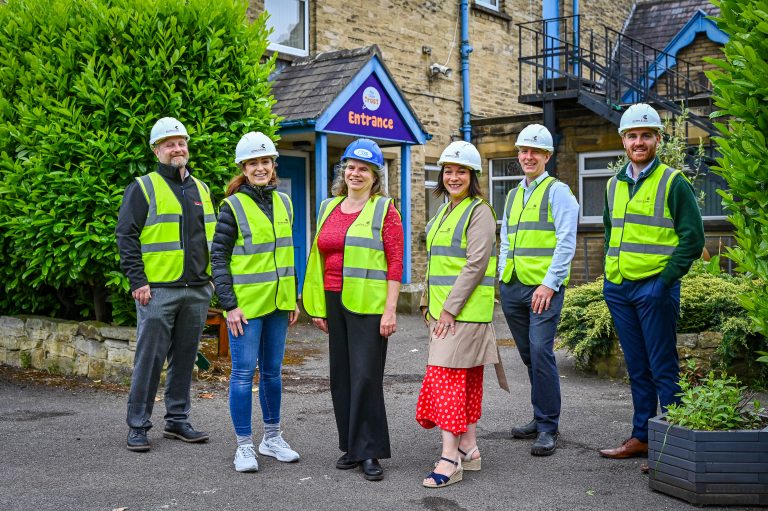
top-left (557, 262), bottom-right (768, 375)
top-left (707, 0), bottom-right (768, 339)
top-left (665, 371), bottom-right (765, 431)
top-left (0, 0), bottom-right (277, 325)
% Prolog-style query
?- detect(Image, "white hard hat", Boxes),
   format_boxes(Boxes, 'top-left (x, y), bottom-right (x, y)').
top-left (437, 141), bottom-right (482, 172)
top-left (149, 117), bottom-right (189, 147)
top-left (515, 124), bottom-right (554, 153)
top-left (235, 131), bottom-right (279, 164)
top-left (618, 103), bottom-right (663, 134)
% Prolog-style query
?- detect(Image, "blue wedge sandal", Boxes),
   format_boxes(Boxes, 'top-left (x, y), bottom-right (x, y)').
top-left (423, 456), bottom-right (463, 488)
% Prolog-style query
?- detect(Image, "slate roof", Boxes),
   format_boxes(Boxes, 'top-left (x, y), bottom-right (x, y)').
top-left (271, 46), bottom-right (377, 123)
top-left (623, 0), bottom-right (720, 51)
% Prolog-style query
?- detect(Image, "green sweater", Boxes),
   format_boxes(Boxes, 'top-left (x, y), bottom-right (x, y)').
top-left (603, 157), bottom-right (705, 286)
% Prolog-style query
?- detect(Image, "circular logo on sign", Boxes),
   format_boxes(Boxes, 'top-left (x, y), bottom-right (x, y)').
top-left (362, 87), bottom-right (381, 111)
top-left (353, 148), bottom-right (373, 159)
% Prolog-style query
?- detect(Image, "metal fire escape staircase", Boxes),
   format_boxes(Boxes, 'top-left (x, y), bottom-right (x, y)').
top-left (517, 16), bottom-right (717, 137)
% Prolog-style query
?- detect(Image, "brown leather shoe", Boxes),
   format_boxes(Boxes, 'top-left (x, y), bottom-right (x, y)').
top-left (598, 438), bottom-right (648, 459)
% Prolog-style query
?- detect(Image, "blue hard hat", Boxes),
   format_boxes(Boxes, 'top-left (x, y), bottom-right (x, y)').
top-left (341, 138), bottom-right (384, 169)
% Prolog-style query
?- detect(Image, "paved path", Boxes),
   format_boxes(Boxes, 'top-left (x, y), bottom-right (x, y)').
top-left (0, 310), bottom-right (759, 511)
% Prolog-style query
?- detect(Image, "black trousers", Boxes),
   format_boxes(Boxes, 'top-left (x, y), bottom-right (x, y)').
top-left (325, 291), bottom-right (391, 460)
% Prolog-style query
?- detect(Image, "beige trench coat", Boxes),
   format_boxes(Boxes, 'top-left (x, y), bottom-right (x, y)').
top-left (421, 201), bottom-right (509, 391)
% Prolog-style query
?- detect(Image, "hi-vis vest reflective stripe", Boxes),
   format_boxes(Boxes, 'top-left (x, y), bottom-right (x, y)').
top-left (501, 176), bottom-right (570, 286)
top-left (426, 197), bottom-right (497, 323)
top-left (136, 172), bottom-right (215, 283)
top-left (302, 195), bottom-right (396, 317)
top-left (223, 191), bottom-right (296, 319)
top-left (604, 163), bottom-right (682, 284)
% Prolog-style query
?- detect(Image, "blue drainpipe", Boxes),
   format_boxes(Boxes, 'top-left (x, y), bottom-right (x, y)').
top-left (573, 0), bottom-right (579, 76)
top-left (460, 0), bottom-right (473, 142)
top-left (543, 0), bottom-right (560, 77)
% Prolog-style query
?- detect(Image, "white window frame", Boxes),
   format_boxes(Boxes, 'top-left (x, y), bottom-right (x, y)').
top-left (475, 0), bottom-right (500, 11)
top-left (489, 158), bottom-right (524, 224)
top-left (265, 0), bottom-right (309, 57)
top-left (578, 150), bottom-right (624, 224)
top-left (424, 164), bottom-right (446, 221)
top-left (425, 163), bottom-right (440, 191)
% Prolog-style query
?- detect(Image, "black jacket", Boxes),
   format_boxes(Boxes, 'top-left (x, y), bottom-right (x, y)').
top-left (211, 183), bottom-right (276, 311)
top-left (116, 162), bottom-right (214, 291)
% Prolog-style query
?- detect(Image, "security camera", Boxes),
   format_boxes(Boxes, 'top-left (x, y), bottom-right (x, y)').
top-left (429, 63), bottom-right (453, 78)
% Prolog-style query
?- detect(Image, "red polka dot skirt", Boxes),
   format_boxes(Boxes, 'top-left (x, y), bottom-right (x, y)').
top-left (416, 365), bottom-right (484, 436)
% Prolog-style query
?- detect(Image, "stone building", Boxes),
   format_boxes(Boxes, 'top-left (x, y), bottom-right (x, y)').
top-left (250, 0), bottom-right (730, 290)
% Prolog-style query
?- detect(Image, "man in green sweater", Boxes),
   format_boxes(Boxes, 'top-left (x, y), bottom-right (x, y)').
top-left (598, 104), bottom-right (704, 466)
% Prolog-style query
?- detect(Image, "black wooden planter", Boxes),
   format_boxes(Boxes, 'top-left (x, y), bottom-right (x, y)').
top-left (647, 415), bottom-right (768, 506)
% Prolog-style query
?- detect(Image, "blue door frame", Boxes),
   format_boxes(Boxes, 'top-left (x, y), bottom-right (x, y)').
top-left (275, 152), bottom-right (309, 292)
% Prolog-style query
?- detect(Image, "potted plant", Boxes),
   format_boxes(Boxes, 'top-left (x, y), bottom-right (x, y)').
top-left (647, 370), bottom-right (768, 506)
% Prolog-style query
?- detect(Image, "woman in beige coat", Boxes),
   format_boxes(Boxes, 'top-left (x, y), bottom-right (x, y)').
top-left (417, 141), bottom-right (507, 488)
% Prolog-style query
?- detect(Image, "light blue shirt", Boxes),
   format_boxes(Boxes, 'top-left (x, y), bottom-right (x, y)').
top-left (627, 160), bottom-right (655, 182)
top-left (498, 171), bottom-right (580, 291)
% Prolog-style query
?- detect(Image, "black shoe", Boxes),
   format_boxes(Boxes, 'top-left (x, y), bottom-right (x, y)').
top-left (163, 422), bottom-right (209, 443)
top-left (361, 458), bottom-right (384, 481)
top-left (531, 432), bottom-right (558, 456)
top-left (511, 419), bottom-right (538, 439)
top-left (127, 427), bottom-right (150, 452)
top-left (336, 453), bottom-right (359, 470)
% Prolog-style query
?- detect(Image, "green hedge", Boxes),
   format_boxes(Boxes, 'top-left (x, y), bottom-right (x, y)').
top-left (0, 0), bottom-right (277, 324)
top-left (557, 262), bottom-right (767, 377)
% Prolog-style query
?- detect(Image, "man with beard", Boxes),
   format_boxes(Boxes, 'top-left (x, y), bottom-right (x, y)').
top-left (598, 104), bottom-right (704, 468)
top-left (116, 117), bottom-right (216, 451)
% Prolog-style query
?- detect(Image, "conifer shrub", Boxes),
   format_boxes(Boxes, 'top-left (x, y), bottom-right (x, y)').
top-left (557, 263), bottom-right (767, 379)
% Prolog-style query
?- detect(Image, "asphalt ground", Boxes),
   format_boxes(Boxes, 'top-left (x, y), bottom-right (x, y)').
top-left (0, 309), bottom-right (761, 511)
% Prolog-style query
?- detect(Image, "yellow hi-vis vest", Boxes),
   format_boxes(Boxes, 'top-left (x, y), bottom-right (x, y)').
top-left (302, 195), bottom-right (397, 317)
top-left (223, 191), bottom-right (296, 319)
top-left (604, 163), bottom-right (682, 284)
top-left (500, 176), bottom-right (570, 286)
top-left (426, 197), bottom-right (497, 323)
top-left (136, 172), bottom-right (215, 283)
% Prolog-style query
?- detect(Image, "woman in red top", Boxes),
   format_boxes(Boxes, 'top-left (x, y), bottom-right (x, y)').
top-left (302, 139), bottom-right (403, 482)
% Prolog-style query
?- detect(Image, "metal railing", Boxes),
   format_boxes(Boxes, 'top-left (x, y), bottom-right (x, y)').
top-left (517, 15), bottom-right (717, 136)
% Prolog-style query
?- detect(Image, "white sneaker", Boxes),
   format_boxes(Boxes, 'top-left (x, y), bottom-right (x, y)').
top-left (233, 444), bottom-right (259, 472)
top-left (258, 433), bottom-right (300, 462)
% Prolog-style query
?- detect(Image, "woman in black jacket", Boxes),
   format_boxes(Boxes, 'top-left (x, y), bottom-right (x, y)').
top-left (211, 131), bottom-right (300, 473)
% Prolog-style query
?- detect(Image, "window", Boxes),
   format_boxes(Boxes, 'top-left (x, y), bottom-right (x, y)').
top-left (488, 158), bottom-right (524, 223)
top-left (689, 147), bottom-right (727, 220)
top-left (424, 164), bottom-right (445, 221)
top-left (692, 170), bottom-right (727, 219)
top-left (381, 160), bottom-right (389, 196)
top-left (475, 0), bottom-right (500, 10)
top-left (579, 149), bottom-right (728, 222)
top-left (579, 151), bottom-right (623, 223)
top-left (265, 0), bottom-right (309, 57)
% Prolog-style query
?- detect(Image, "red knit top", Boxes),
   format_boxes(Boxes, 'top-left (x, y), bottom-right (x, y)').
top-left (317, 201), bottom-right (404, 291)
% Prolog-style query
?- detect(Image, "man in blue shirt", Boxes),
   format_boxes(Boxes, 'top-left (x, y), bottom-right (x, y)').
top-left (498, 124), bottom-right (579, 456)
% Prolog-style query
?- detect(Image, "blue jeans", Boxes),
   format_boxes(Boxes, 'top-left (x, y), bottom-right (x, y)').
top-left (228, 310), bottom-right (289, 437)
top-left (603, 276), bottom-right (681, 442)
top-left (500, 279), bottom-right (565, 433)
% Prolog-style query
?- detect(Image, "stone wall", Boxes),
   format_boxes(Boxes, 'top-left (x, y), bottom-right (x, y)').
top-left (588, 331), bottom-right (723, 379)
top-left (0, 316), bottom-right (135, 383)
